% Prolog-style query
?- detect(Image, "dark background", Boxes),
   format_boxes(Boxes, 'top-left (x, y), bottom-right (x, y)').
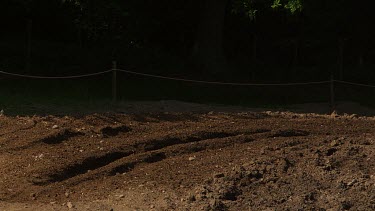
top-left (1, 0), bottom-right (375, 112)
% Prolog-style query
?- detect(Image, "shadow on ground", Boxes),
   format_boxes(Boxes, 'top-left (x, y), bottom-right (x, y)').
top-left (1, 100), bottom-right (375, 117)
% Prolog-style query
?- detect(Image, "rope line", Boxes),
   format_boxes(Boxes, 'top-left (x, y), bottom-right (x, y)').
top-left (0, 70), bottom-right (112, 79)
top-left (116, 69), bottom-right (330, 86)
top-left (1, 68), bottom-right (375, 88)
top-left (334, 80), bottom-right (375, 88)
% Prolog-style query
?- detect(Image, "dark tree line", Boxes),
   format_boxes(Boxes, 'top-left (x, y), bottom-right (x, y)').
top-left (1, 0), bottom-right (375, 82)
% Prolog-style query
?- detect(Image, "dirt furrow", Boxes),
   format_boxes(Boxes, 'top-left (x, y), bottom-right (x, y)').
top-left (32, 132), bottom-right (253, 186)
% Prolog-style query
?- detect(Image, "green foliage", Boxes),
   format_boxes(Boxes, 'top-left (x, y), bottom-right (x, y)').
top-left (62, 0), bottom-right (129, 41)
top-left (233, 0), bottom-right (303, 20)
top-left (272, 0), bottom-right (303, 13)
top-left (271, 0), bottom-right (282, 9)
top-left (283, 0), bottom-right (303, 13)
top-left (232, 0), bottom-right (259, 20)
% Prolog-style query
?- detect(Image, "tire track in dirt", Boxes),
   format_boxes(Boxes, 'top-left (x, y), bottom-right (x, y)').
top-left (1, 129), bottom-right (84, 152)
top-left (0, 121), bottom-right (38, 149)
top-left (0, 122), bottom-right (37, 138)
top-left (40, 129), bottom-right (84, 144)
top-left (270, 129), bottom-right (309, 138)
top-left (1, 124), bottom-right (131, 152)
top-left (32, 131), bottom-right (238, 185)
top-left (107, 134), bottom-right (255, 176)
top-left (32, 129), bottom-right (270, 186)
top-left (97, 125), bottom-right (132, 137)
top-left (32, 133), bottom-right (257, 198)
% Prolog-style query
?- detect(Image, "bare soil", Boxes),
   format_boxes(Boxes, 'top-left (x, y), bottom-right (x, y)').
top-left (0, 101), bottom-right (375, 210)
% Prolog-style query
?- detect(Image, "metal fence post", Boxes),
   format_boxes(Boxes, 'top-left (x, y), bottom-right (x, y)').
top-left (112, 61), bottom-right (117, 103)
top-left (330, 73), bottom-right (335, 113)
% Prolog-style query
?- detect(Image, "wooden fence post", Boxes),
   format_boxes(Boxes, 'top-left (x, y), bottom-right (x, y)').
top-left (112, 61), bottom-right (117, 103)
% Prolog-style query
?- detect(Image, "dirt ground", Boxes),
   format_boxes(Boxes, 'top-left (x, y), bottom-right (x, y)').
top-left (0, 101), bottom-right (375, 210)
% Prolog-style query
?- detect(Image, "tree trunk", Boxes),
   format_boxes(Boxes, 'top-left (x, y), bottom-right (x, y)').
top-left (250, 32), bottom-right (257, 80)
top-left (252, 33), bottom-right (257, 62)
top-left (358, 54), bottom-right (364, 66)
top-left (192, 0), bottom-right (228, 73)
top-left (338, 38), bottom-right (344, 80)
top-left (25, 19), bottom-right (32, 73)
top-left (289, 38), bottom-right (300, 78)
top-left (77, 24), bottom-right (83, 48)
top-left (358, 41), bottom-right (365, 67)
top-left (292, 39), bottom-right (299, 67)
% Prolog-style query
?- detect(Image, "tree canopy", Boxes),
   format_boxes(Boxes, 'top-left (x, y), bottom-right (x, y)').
top-left (1, 0), bottom-right (374, 82)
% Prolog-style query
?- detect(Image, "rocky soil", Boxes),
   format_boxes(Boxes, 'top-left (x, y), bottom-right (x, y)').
top-left (0, 102), bottom-right (374, 210)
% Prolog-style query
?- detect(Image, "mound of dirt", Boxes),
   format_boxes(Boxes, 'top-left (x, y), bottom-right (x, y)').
top-left (0, 107), bottom-right (374, 210)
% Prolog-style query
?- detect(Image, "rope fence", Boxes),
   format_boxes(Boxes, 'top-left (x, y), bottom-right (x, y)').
top-left (0, 69), bottom-right (112, 79)
top-left (2, 62), bottom-right (375, 112)
top-left (334, 80), bottom-right (375, 88)
top-left (115, 69), bottom-right (331, 86)
top-left (0, 68), bottom-right (331, 86)
top-left (2, 67), bottom-right (374, 88)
